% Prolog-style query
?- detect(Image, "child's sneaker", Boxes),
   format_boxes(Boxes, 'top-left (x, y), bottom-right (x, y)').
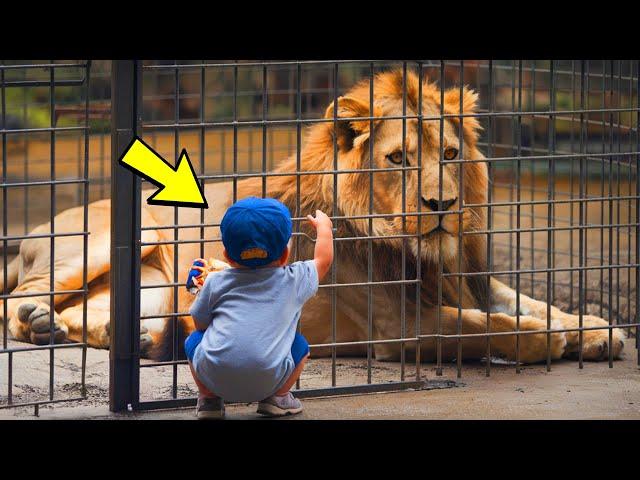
top-left (196, 396), bottom-right (225, 419)
top-left (257, 392), bottom-right (303, 417)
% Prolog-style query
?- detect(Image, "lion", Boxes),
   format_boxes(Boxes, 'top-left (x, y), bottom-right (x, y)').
top-left (0, 69), bottom-right (625, 364)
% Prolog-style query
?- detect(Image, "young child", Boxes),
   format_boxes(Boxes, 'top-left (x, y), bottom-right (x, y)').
top-left (184, 197), bottom-right (333, 419)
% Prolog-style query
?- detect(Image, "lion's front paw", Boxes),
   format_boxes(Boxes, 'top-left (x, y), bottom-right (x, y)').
top-left (17, 301), bottom-right (68, 345)
top-left (563, 315), bottom-right (626, 361)
top-left (514, 317), bottom-right (567, 364)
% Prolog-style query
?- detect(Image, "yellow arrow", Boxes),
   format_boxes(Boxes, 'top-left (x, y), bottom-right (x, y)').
top-left (118, 136), bottom-right (208, 209)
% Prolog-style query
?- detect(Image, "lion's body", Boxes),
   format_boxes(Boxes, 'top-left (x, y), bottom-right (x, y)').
top-left (1, 70), bottom-right (625, 363)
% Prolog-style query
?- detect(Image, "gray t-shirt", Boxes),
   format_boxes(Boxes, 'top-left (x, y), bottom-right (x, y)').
top-left (189, 260), bottom-right (319, 402)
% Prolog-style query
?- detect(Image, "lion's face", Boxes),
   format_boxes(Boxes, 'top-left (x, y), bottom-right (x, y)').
top-left (324, 70), bottom-right (486, 262)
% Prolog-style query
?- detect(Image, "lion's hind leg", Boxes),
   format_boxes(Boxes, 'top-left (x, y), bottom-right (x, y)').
top-left (490, 277), bottom-right (625, 361)
top-left (56, 262), bottom-right (171, 356)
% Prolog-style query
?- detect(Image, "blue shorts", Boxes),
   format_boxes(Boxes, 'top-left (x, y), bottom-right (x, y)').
top-left (184, 330), bottom-right (310, 366)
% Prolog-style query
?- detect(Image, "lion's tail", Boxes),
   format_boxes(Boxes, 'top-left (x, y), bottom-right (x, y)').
top-left (0, 256), bottom-right (20, 294)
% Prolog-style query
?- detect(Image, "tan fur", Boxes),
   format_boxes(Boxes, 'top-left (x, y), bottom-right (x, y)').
top-left (0, 69), bottom-right (625, 363)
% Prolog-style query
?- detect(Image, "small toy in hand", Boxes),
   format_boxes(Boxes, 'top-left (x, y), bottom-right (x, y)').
top-left (186, 257), bottom-right (230, 294)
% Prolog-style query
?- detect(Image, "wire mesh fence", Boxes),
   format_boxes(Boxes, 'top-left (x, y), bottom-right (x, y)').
top-left (120, 60), bottom-right (639, 409)
top-left (0, 60), bottom-right (92, 412)
top-left (1, 60), bottom-right (638, 413)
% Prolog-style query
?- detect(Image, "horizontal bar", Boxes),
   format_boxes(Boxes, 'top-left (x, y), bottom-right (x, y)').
top-left (466, 194), bottom-right (640, 210)
top-left (140, 277), bottom-right (421, 291)
top-left (134, 380), bottom-right (436, 411)
top-left (1, 79), bottom-right (85, 88)
top-left (0, 396), bottom-right (86, 410)
top-left (0, 126), bottom-right (87, 135)
top-left (138, 320), bottom-right (637, 370)
top-left (0, 342), bottom-right (88, 355)
top-left (293, 380), bottom-right (430, 399)
top-left (444, 262), bottom-right (640, 278)
top-left (142, 60), bottom-right (391, 70)
top-left (443, 150), bottom-right (640, 166)
top-left (136, 398), bottom-right (195, 410)
top-left (139, 219), bottom-right (638, 248)
top-left (140, 210), bottom-right (457, 232)
top-left (417, 322), bottom-right (640, 340)
top-left (140, 106), bottom-right (640, 130)
top-left (491, 240), bottom-right (635, 265)
top-left (467, 222), bottom-right (640, 236)
top-left (141, 60), bottom-right (639, 85)
top-left (139, 230), bottom-right (429, 247)
top-left (194, 165), bottom-right (422, 181)
top-left (0, 231), bottom-right (89, 243)
top-left (0, 63), bottom-right (88, 70)
top-left (140, 359), bottom-right (189, 368)
top-left (0, 178), bottom-right (89, 189)
top-left (0, 288), bottom-right (86, 301)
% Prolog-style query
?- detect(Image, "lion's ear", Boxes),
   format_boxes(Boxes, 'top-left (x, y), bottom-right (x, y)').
top-left (442, 86), bottom-right (482, 145)
top-left (324, 96), bottom-right (382, 150)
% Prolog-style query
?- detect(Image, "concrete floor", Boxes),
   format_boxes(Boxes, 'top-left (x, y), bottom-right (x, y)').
top-left (2, 338), bottom-right (638, 420)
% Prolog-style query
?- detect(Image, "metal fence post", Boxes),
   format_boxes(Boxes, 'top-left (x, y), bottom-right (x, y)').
top-left (109, 60), bottom-right (141, 412)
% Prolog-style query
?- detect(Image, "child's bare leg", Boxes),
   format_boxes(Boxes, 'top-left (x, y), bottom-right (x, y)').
top-left (188, 363), bottom-right (219, 399)
top-left (275, 354), bottom-right (309, 396)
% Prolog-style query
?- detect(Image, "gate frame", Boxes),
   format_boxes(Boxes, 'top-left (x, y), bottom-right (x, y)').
top-left (109, 60), bottom-right (142, 412)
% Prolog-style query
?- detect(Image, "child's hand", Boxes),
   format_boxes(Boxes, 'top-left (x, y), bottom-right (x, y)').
top-left (186, 258), bottom-right (209, 293)
top-left (307, 210), bottom-right (334, 281)
top-left (306, 209), bottom-right (333, 231)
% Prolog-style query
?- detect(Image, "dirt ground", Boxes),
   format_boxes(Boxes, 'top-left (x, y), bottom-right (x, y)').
top-left (1, 338), bottom-right (638, 420)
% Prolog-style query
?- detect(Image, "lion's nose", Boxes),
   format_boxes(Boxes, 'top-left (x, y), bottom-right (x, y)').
top-left (423, 197), bottom-right (457, 212)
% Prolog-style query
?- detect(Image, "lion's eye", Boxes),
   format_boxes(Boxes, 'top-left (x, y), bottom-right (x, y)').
top-left (385, 151), bottom-right (405, 165)
top-left (443, 147), bottom-right (458, 160)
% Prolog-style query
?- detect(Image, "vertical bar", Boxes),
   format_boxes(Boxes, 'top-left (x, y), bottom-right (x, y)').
top-left (635, 59), bottom-right (639, 366)
top-left (615, 62), bottom-right (622, 334)
top-left (436, 60), bottom-right (444, 376)
top-left (49, 62), bottom-right (56, 400)
top-left (600, 60), bottom-right (606, 320)
top-left (199, 60), bottom-right (206, 260)
top-left (584, 61), bottom-right (591, 364)
top-left (485, 60), bottom-right (494, 377)
top-left (456, 61), bottom-right (464, 379)
top-left (515, 60), bottom-right (522, 374)
top-left (331, 63), bottom-right (338, 386)
top-left (608, 60), bottom-right (614, 359)
top-left (1, 61), bottom-right (11, 404)
top-left (233, 64), bottom-right (238, 202)
top-left (530, 61), bottom-right (536, 297)
top-left (578, 60), bottom-right (586, 369)
top-left (509, 60), bottom-right (516, 287)
top-left (400, 62), bottom-right (407, 381)
top-left (262, 64), bottom-right (267, 197)
top-left (22, 68), bottom-right (29, 235)
top-left (415, 61), bottom-right (423, 381)
top-left (109, 60), bottom-right (141, 412)
top-left (626, 60), bottom-right (633, 338)
top-left (81, 61), bottom-right (91, 397)
top-left (294, 62), bottom-right (302, 391)
top-left (546, 60), bottom-right (556, 372)
top-left (171, 64), bottom-right (179, 399)
top-left (367, 62), bottom-right (374, 384)
top-left (569, 61), bottom-right (576, 310)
